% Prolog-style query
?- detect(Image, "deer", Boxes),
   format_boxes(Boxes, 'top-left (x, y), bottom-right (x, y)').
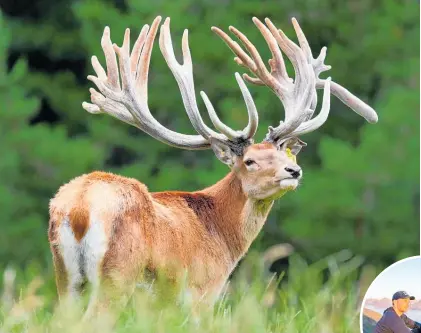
top-left (48, 15), bottom-right (378, 314)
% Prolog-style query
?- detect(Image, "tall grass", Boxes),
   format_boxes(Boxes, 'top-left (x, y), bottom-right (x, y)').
top-left (0, 250), bottom-right (375, 333)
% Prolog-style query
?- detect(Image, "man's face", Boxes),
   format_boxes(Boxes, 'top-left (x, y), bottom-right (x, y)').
top-left (395, 298), bottom-right (411, 313)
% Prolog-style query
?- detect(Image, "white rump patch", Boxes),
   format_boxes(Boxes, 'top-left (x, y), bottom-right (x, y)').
top-left (58, 219), bottom-right (84, 297)
top-left (81, 218), bottom-right (108, 287)
top-left (58, 217), bottom-right (108, 299)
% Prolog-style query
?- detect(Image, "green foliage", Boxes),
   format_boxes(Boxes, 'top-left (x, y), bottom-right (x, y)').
top-left (0, 0), bottom-right (419, 271)
top-left (0, 12), bottom-right (105, 266)
top-left (0, 254), bottom-right (368, 333)
top-left (280, 83), bottom-right (419, 260)
top-left (276, 3), bottom-right (420, 261)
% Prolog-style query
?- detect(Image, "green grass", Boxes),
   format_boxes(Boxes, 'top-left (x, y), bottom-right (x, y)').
top-left (0, 250), bottom-right (373, 333)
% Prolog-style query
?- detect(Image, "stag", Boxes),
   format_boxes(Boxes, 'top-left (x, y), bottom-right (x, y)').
top-left (48, 16), bottom-right (377, 313)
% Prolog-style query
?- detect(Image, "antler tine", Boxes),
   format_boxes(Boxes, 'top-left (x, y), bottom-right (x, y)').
top-left (290, 77), bottom-right (331, 136)
top-left (317, 79), bottom-right (378, 123)
top-left (252, 17), bottom-right (290, 86)
top-left (113, 28), bottom-right (131, 92)
top-left (200, 91), bottom-right (238, 139)
top-left (211, 26), bottom-right (257, 72)
top-left (228, 26), bottom-right (273, 86)
top-left (135, 16), bottom-right (161, 102)
top-left (200, 72), bottom-right (258, 140)
top-left (234, 72), bottom-right (259, 138)
top-left (212, 23), bottom-right (289, 94)
top-left (130, 24), bottom-right (149, 75)
top-left (158, 18), bottom-right (220, 140)
top-left (290, 18), bottom-right (313, 64)
top-left (264, 18), bottom-right (314, 106)
top-left (102, 26), bottom-right (120, 90)
top-left (289, 18), bottom-right (322, 117)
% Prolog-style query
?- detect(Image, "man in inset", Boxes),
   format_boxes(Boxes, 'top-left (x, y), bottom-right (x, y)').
top-left (375, 291), bottom-right (421, 333)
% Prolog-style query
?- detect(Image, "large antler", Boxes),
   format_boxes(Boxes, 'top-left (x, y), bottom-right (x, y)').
top-left (83, 16), bottom-right (258, 151)
top-left (212, 17), bottom-right (378, 144)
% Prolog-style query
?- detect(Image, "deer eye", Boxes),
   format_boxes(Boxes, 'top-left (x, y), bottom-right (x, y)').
top-left (244, 159), bottom-right (255, 166)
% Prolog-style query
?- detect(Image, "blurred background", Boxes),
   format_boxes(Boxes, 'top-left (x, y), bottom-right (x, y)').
top-left (0, 0), bottom-right (419, 287)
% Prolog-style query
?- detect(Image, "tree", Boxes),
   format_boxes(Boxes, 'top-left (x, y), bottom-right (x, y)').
top-left (266, 0), bottom-right (420, 264)
top-left (0, 12), bottom-right (105, 267)
top-left (0, 0), bottom-right (418, 269)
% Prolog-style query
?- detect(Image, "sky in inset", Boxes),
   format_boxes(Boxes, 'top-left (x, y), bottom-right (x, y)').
top-left (365, 257), bottom-right (421, 300)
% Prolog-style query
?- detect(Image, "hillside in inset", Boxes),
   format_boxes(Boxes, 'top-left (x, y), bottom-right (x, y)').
top-left (363, 308), bottom-right (382, 333)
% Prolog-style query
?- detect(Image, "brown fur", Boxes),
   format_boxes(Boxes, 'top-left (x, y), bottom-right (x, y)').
top-left (48, 217), bottom-right (68, 299)
top-left (48, 143), bottom-right (301, 305)
top-left (69, 206), bottom-right (90, 242)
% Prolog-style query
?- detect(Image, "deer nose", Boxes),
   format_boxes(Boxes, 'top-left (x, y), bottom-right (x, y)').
top-left (285, 166), bottom-right (301, 179)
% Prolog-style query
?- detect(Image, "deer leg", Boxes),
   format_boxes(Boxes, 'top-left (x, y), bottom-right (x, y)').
top-left (50, 221), bottom-right (86, 301)
top-left (51, 245), bottom-right (68, 300)
top-left (83, 241), bottom-right (141, 319)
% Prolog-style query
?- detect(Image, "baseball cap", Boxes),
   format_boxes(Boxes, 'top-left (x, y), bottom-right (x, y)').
top-left (392, 291), bottom-right (415, 301)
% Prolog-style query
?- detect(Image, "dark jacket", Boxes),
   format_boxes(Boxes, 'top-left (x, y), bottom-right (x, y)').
top-left (375, 307), bottom-right (418, 333)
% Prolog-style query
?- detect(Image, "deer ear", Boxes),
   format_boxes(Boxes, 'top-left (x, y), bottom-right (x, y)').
top-left (278, 137), bottom-right (307, 155)
top-left (210, 138), bottom-right (237, 167)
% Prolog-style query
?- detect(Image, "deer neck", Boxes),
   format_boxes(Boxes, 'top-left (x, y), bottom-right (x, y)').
top-left (201, 171), bottom-right (278, 262)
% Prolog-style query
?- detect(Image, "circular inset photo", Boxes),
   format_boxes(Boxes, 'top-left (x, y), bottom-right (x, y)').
top-left (361, 256), bottom-right (421, 333)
